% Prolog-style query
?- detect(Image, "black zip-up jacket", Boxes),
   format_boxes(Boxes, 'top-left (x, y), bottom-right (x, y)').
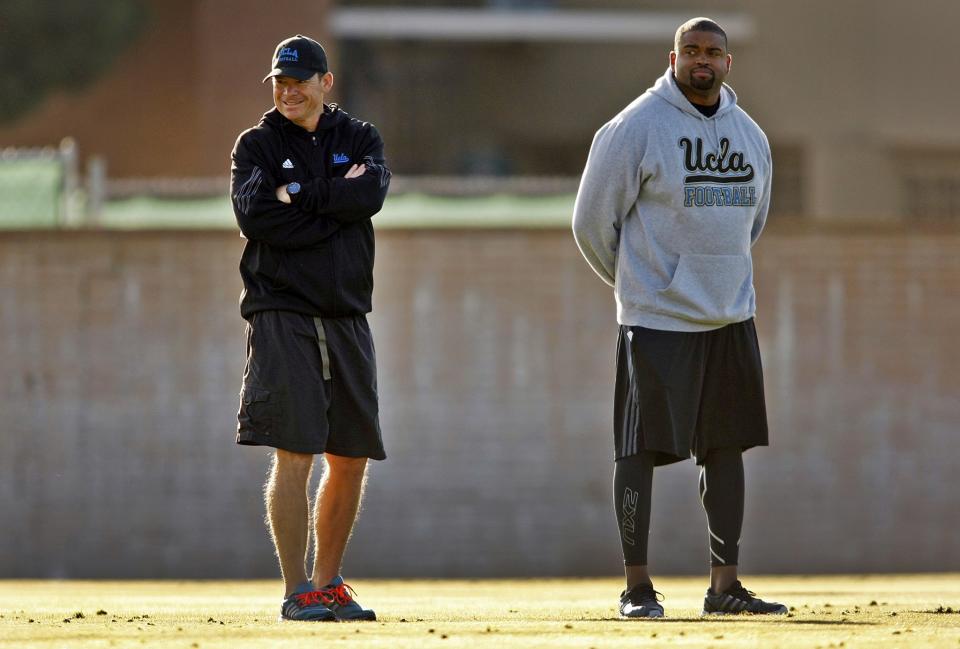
top-left (230, 104), bottom-right (391, 319)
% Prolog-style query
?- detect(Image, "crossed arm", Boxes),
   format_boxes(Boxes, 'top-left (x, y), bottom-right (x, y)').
top-left (231, 128), bottom-right (392, 249)
top-left (276, 162), bottom-right (367, 203)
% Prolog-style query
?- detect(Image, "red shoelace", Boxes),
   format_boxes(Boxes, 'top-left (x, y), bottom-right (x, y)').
top-left (320, 583), bottom-right (356, 606)
top-left (294, 583), bottom-right (356, 608)
top-left (293, 590), bottom-right (327, 607)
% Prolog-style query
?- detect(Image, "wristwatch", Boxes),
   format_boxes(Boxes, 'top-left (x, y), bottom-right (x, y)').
top-left (287, 182), bottom-right (301, 201)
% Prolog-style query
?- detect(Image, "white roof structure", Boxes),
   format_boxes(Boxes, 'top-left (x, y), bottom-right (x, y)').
top-left (330, 8), bottom-right (755, 43)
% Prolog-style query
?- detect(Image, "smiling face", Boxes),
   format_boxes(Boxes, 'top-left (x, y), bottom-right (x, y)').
top-left (272, 72), bottom-right (334, 131)
top-left (670, 30), bottom-right (732, 106)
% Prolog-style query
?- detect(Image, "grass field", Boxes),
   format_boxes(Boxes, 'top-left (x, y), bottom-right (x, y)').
top-left (1, 575), bottom-right (957, 648)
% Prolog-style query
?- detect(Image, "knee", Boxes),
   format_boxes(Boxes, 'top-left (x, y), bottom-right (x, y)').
top-left (274, 449), bottom-right (314, 478)
top-left (703, 447), bottom-right (743, 470)
top-left (324, 454), bottom-right (368, 479)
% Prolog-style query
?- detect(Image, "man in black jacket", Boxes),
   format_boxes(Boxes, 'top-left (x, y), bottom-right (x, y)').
top-left (230, 34), bottom-right (390, 623)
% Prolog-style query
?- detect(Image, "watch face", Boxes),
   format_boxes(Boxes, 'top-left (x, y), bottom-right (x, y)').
top-left (288, 182), bottom-right (301, 195)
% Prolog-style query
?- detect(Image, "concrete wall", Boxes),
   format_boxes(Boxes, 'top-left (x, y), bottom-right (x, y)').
top-left (1, 226), bottom-right (958, 578)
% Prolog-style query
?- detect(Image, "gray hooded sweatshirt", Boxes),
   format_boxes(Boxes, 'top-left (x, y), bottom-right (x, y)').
top-left (572, 68), bottom-right (772, 332)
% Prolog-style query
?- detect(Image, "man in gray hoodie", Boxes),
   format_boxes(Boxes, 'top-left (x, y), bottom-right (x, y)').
top-left (573, 17), bottom-right (787, 618)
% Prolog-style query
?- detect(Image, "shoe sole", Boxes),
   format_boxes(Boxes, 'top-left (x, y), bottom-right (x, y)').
top-left (620, 610), bottom-right (664, 619)
top-left (278, 614), bottom-right (338, 622)
top-left (335, 612), bottom-right (377, 622)
top-left (700, 607), bottom-right (788, 616)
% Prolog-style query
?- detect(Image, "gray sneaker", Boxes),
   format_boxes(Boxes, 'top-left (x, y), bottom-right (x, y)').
top-left (702, 580), bottom-right (787, 615)
top-left (279, 582), bottom-right (337, 622)
top-left (619, 582), bottom-right (665, 618)
top-left (318, 576), bottom-right (376, 621)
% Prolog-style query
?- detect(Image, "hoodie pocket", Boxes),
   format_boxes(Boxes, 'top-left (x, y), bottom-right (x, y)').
top-left (655, 254), bottom-right (752, 323)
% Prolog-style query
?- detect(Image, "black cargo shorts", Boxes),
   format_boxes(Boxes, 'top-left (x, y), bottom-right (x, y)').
top-left (236, 310), bottom-right (385, 460)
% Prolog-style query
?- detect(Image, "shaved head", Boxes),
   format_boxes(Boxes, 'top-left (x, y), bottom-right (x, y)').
top-left (674, 17), bottom-right (728, 53)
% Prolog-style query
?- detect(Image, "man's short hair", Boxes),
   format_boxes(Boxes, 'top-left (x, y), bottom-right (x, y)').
top-left (674, 17), bottom-right (728, 52)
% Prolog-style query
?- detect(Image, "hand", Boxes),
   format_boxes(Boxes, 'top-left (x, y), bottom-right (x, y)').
top-left (344, 163), bottom-right (366, 179)
top-left (275, 184), bottom-right (291, 204)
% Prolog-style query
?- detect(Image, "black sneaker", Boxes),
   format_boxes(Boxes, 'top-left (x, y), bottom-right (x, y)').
top-left (702, 580), bottom-right (788, 615)
top-left (619, 582), bottom-right (665, 618)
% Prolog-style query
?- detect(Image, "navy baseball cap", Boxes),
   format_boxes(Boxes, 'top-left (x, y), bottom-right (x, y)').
top-left (263, 35), bottom-right (328, 83)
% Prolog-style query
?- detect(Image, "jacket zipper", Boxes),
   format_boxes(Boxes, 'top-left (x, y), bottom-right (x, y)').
top-left (313, 131), bottom-right (340, 312)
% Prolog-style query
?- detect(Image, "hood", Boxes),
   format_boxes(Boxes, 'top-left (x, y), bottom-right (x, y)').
top-left (260, 103), bottom-right (349, 135)
top-left (649, 67), bottom-right (738, 120)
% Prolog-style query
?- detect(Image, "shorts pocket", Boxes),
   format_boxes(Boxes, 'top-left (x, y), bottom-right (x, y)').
top-left (655, 254), bottom-right (752, 323)
top-left (238, 385), bottom-right (282, 438)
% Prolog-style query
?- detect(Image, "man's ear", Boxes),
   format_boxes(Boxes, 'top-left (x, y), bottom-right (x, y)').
top-left (321, 71), bottom-right (335, 93)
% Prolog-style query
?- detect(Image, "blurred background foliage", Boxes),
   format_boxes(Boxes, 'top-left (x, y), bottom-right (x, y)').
top-left (0, 0), bottom-right (149, 124)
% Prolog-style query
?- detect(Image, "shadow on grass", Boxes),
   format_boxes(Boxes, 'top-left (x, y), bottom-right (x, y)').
top-left (780, 620), bottom-right (877, 626)
top-left (581, 617), bottom-right (877, 626)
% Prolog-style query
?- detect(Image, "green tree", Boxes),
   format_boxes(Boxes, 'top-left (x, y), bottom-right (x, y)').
top-left (0, 0), bottom-right (148, 124)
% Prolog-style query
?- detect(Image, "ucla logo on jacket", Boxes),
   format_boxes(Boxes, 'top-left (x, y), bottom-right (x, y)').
top-left (678, 136), bottom-right (757, 207)
top-left (332, 153), bottom-right (350, 165)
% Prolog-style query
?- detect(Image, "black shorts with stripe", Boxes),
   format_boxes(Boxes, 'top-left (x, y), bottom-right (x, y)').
top-left (614, 318), bottom-right (768, 466)
top-left (237, 310), bottom-right (385, 460)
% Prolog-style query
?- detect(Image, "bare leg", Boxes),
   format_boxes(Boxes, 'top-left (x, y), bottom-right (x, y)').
top-left (265, 449), bottom-right (314, 597)
top-left (310, 454), bottom-right (368, 586)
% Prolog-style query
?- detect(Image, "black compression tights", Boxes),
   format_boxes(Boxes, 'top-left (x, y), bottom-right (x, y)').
top-left (614, 448), bottom-right (745, 567)
top-left (698, 447), bottom-right (745, 567)
top-left (613, 452), bottom-right (656, 566)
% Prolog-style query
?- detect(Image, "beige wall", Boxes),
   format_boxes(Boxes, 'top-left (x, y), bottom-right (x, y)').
top-left (1, 225), bottom-right (957, 577)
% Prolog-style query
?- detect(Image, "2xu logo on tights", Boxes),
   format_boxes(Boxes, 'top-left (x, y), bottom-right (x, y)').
top-left (621, 487), bottom-right (639, 547)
